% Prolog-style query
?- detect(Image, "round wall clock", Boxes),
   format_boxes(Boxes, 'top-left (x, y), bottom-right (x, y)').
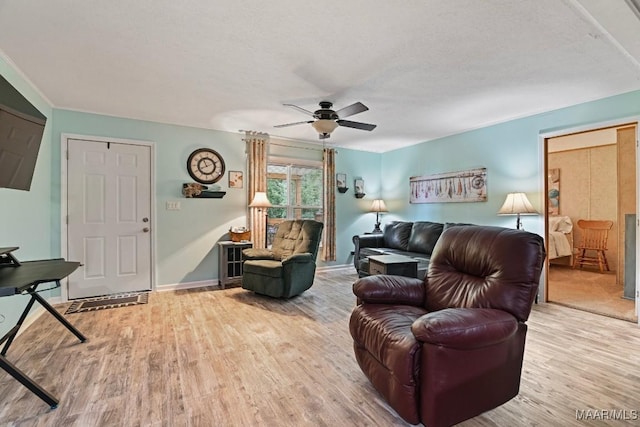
top-left (187, 148), bottom-right (225, 184)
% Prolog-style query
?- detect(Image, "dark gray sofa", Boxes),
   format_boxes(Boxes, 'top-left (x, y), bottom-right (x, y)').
top-left (352, 221), bottom-right (470, 279)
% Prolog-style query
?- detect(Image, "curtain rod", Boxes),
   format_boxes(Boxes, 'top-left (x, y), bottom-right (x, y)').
top-left (239, 130), bottom-right (338, 153)
top-left (269, 141), bottom-right (337, 152)
top-left (240, 131), bottom-right (336, 152)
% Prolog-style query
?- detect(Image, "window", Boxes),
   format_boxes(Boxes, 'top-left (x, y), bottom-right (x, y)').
top-left (266, 163), bottom-right (323, 245)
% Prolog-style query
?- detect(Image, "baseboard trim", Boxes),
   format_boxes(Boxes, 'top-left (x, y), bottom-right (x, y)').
top-left (156, 279), bottom-right (218, 292)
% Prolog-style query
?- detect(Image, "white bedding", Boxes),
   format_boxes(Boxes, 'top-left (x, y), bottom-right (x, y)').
top-left (548, 216), bottom-right (573, 259)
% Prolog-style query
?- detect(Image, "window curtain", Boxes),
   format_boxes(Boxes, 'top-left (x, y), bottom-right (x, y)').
top-left (245, 131), bottom-right (269, 248)
top-left (322, 148), bottom-right (336, 261)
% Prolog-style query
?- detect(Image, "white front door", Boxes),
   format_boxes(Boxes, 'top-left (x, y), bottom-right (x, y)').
top-left (67, 138), bottom-right (152, 299)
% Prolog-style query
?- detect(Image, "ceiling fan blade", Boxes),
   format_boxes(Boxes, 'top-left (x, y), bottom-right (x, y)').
top-left (274, 120), bottom-right (314, 128)
top-left (335, 102), bottom-right (368, 118)
top-left (283, 103), bottom-right (315, 117)
top-left (337, 119), bottom-right (377, 131)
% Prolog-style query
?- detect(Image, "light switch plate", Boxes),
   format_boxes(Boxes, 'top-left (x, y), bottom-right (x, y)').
top-left (166, 201), bottom-right (181, 210)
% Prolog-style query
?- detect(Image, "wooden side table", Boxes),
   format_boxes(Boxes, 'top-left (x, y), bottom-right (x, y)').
top-left (368, 254), bottom-right (418, 278)
top-left (218, 241), bottom-right (252, 288)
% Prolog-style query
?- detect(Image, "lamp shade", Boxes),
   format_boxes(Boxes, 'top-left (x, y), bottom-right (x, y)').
top-left (249, 192), bottom-right (272, 208)
top-left (370, 199), bottom-right (388, 213)
top-left (311, 119), bottom-right (339, 134)
top-left (497, 193), bottom-right (537, 215)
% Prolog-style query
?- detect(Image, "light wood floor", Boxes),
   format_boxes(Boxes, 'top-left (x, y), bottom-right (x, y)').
top-left (1, 267), bottom-right (640, 426)
top-left (548, 265), bottom-right (637, 322)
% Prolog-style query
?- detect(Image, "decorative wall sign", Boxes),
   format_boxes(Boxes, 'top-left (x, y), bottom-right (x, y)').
top-left (410, 167), bottom-right (487, 203)
top-left (548, 168), bottom-right (560, 215)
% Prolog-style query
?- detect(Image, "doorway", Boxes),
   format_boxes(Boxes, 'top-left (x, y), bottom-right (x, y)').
top-left (62, 135), bottom-right (154, 300)
top-left (544, 124), bottom-right (638, 323)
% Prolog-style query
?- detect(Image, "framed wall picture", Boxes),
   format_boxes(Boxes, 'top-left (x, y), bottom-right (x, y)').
top-left (229, 170), bottom-right (243, 189)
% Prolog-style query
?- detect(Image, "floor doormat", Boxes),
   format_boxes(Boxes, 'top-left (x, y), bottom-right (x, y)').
top-left (65, 292), bottom-right (149, 314)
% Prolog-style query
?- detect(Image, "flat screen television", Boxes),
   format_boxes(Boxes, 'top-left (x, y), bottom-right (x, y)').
top-left (0, 74), bottom-right (47, 191)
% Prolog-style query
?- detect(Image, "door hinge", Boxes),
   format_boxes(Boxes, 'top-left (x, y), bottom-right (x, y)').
top-left (66, 150), bottom-right (69, 160)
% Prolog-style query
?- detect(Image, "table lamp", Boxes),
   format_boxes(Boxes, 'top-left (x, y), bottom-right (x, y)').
top-left (370, 199), bottom-right (388, 233)
top-left (497, 192), bottom-right (537, 230)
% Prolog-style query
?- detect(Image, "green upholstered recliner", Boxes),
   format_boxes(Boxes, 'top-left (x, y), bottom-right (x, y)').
top-left (241, 219), bottom-right (324, 298)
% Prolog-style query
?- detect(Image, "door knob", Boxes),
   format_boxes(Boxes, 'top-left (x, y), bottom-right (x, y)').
top-left (142, 217), bottom-right (149, 223)
top-left (143, 227), bottom-right (150, 233)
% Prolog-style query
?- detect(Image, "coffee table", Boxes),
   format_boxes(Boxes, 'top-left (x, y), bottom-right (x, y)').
top-left (368, 254), bottom-right (418, 278)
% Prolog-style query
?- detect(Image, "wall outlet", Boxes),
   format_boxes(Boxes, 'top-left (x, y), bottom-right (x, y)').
top-left (166, 201), bottom-right (181, 210)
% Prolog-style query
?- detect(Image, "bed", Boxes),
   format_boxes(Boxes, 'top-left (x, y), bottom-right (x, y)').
top-left (548, 215), bottom-right (573, 262)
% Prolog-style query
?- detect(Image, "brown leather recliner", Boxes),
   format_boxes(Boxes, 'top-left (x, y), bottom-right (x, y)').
top-left (349, 225), bottom-right (545, 427)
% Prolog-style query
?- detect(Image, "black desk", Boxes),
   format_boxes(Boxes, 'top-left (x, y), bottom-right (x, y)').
top-left (0, 247), bottom-right (86, 409)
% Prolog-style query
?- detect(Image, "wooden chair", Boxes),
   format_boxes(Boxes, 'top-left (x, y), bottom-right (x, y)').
top-left (573, 219), bottom-right (614, 273)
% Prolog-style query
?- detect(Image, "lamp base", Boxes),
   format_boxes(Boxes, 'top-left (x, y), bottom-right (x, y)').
top-left (372, 212), bottom-right (383, 234)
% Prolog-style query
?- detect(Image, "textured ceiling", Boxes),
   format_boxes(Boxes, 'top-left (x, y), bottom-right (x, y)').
top-left (1, 0), bottom-right (639, 152)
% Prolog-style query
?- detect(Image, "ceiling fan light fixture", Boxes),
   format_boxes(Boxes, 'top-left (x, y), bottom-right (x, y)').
top-left (311, 119), bottom-right (338, 135)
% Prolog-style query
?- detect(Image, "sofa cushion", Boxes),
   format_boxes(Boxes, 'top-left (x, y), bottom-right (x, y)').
top-left (408, 221), bottom-right (444, 254)
top-left (359, 247), bottom-right (387, 257)
top-left (379, 248), bottom-right (425, 259)
top-left (383, 221), bottom-right (413, 251)
top-left (271, 220), bottom-right (324, 260)
top-left (243, 259), bottom-right (283, 278)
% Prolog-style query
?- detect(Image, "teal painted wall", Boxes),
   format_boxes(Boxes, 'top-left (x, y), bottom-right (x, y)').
top-left (52, 110), bottom-right (252, 286)
top-left (382, 90), bottom-right (640, 238)
top-left (0, 56), bottom-right (56, 334)
top-left (335, 148), bottom-right (382, 267)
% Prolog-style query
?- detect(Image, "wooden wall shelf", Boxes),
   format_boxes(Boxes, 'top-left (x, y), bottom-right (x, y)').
top-left (182, 183), bottom-right (226, 198)
top-left (190, 191), bottom-right (226, 199)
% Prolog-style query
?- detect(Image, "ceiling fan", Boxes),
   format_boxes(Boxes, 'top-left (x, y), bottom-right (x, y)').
top-left (274, 101), bottom-right (377, 139)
